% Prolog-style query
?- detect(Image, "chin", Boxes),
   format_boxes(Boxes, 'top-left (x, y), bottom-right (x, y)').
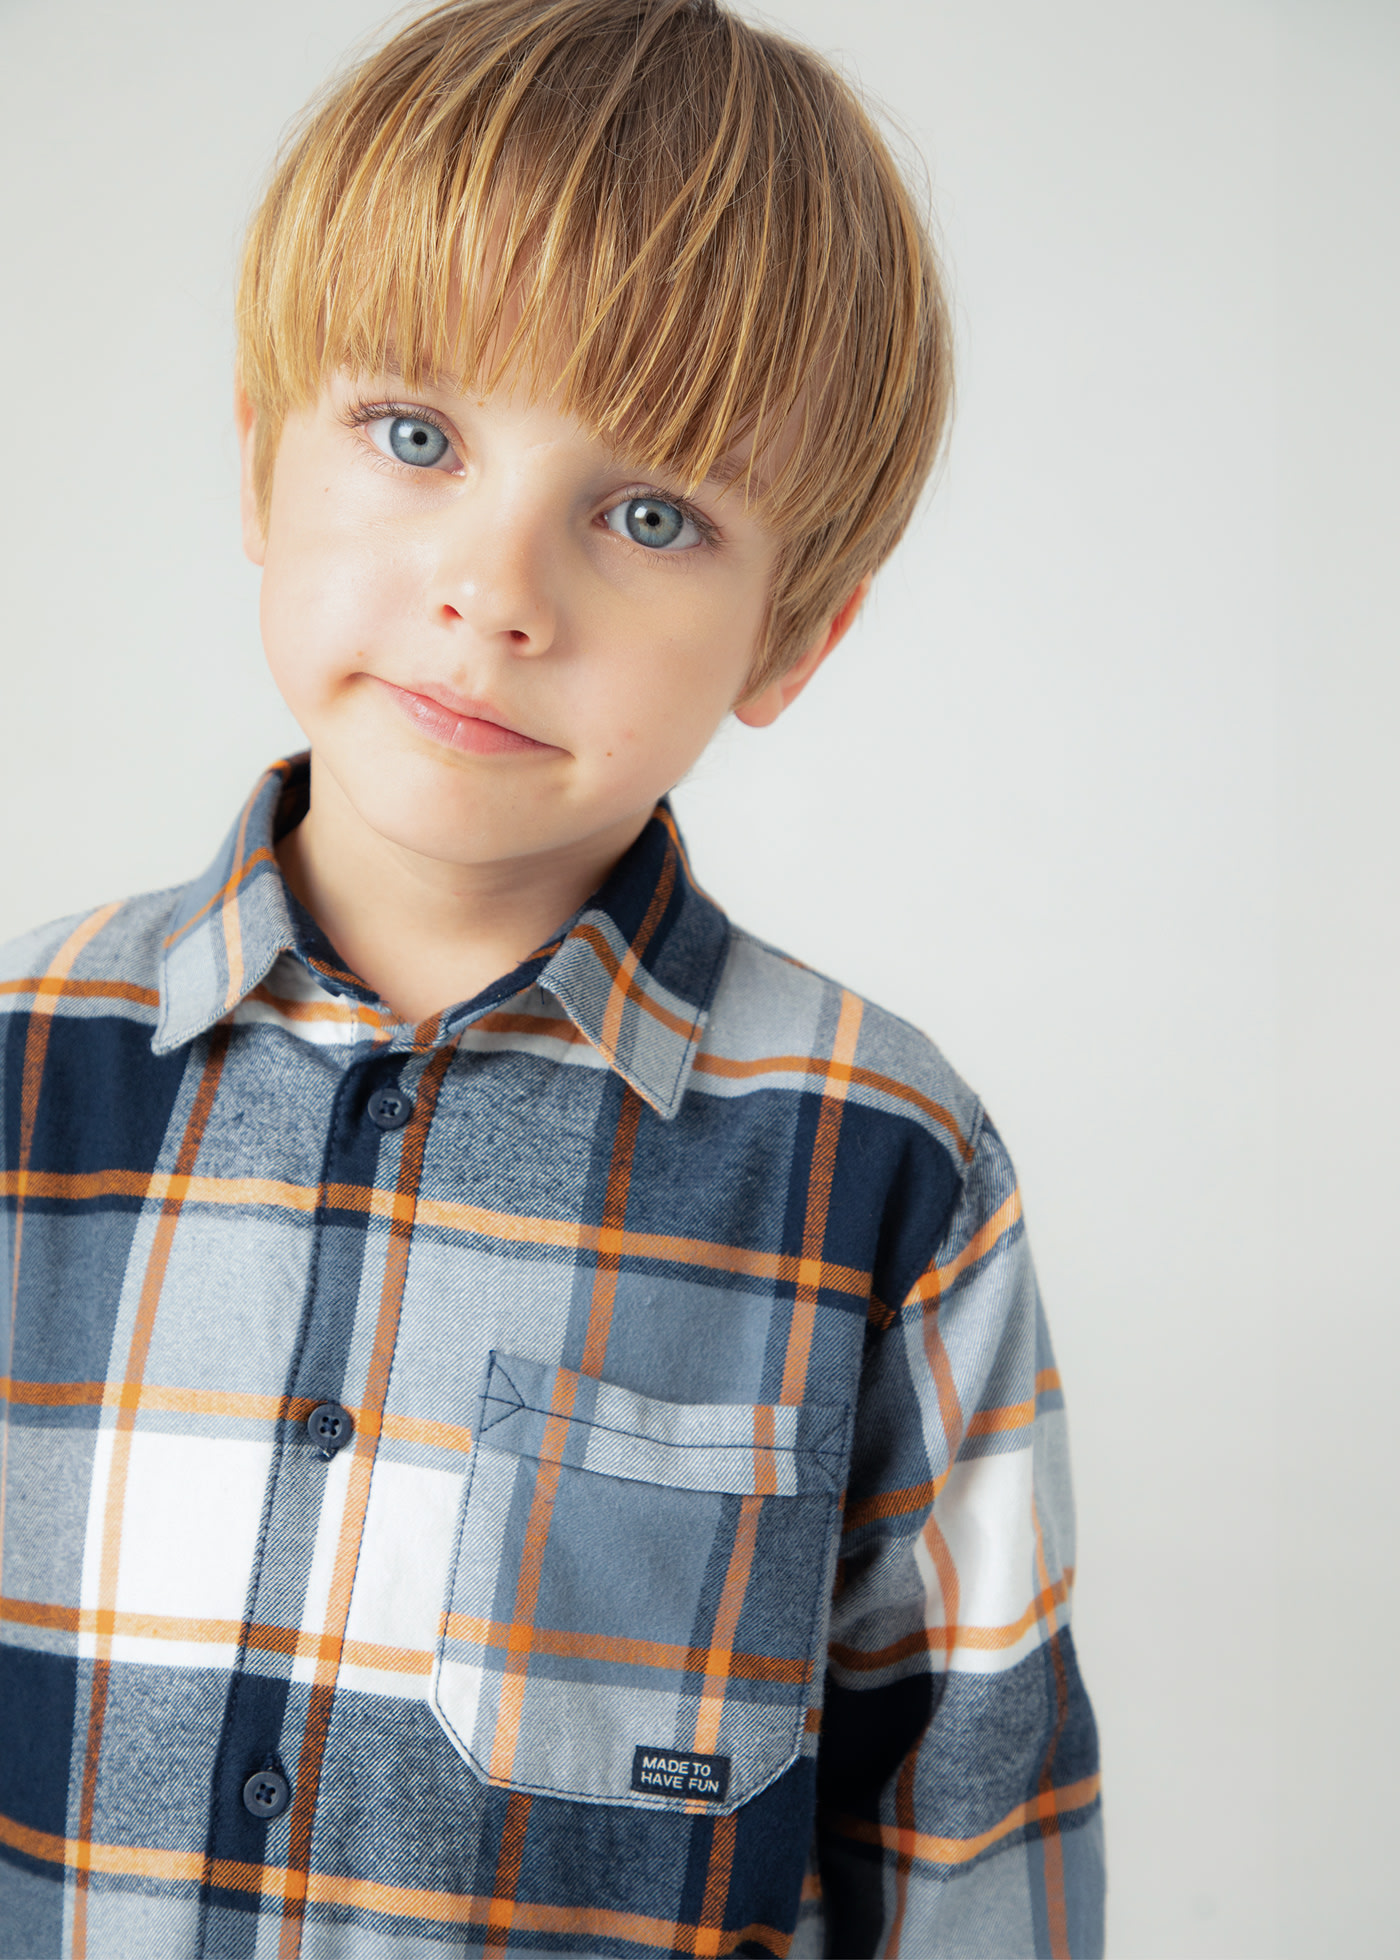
top-left (354, 790), bottom-right (546, 867)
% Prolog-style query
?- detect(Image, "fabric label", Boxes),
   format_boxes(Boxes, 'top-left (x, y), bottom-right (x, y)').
top-left (630, 1746), bottom-right (731, 1801)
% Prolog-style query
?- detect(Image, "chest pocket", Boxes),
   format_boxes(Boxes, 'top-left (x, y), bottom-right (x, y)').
top-left (430, 1351), bottom-right (851, 1815)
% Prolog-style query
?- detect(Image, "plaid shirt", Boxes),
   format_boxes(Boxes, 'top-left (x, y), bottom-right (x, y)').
top-left (0, 755), bottom-right (1102, 1960)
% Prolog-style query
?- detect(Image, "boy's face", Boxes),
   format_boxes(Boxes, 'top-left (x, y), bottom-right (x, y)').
top-left (239, 365), bottom-right (847, 885)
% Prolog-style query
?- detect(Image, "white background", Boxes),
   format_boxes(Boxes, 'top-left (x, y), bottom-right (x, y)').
top-left (1, 3), bottom-right (1395, 1955)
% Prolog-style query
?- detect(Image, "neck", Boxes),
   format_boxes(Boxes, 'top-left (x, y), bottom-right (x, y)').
top-left (275, 760), bottom-right (649, 1025)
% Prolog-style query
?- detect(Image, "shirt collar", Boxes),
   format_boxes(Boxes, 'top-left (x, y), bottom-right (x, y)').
top-left (153, 754), bottom-right (730, 1120)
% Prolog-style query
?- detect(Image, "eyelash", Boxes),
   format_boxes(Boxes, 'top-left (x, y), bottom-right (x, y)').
top-left (341, 398), bottom-right (720, 549)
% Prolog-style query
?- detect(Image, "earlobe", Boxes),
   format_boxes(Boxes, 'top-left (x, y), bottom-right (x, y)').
top-left (732, 679), bottom-right (785, 729)
top-left (732, 576), bottom-right (872, 729)
top-left (234, 381), bottom-right (268, 568)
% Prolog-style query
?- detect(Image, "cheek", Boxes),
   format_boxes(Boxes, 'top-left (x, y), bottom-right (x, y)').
top-left (261, 524), bottom-right (401, 680)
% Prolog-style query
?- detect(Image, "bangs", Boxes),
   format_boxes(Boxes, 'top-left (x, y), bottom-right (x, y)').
top-left (237, 0), bottom-right (951, 676)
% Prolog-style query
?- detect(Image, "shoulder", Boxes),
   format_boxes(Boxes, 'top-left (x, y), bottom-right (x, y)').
top-left (705, 921), bottom-right (984, 1172)
top-left (0, 885), bottom-right (184, 1026)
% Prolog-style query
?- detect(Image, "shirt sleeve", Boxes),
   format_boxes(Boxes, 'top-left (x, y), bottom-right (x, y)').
top-left (810, 1111), bottom-right (1105, 1959)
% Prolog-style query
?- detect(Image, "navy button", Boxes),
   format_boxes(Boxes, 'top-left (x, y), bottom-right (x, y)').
top-left (242, 1767), bottom-right (290, 1820)
top-left (367, 1084), bottom-right (414, 1131)
top-left (306, 1401), bottom-right (354, 1459)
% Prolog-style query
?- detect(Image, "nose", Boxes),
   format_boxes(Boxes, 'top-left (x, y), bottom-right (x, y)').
top-left (427, 496), bottom-right (557, 655)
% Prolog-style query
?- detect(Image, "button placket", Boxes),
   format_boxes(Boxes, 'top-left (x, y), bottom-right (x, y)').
top-left (203, 1052), bottom-right (404, 1879)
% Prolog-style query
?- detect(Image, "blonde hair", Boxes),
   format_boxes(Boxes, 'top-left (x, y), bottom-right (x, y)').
top-left (237, 0), bottom-right (952, 687)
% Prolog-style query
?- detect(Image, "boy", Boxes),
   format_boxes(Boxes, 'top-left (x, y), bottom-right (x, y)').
top-left (0, 0), bottom-right (1103, 1954)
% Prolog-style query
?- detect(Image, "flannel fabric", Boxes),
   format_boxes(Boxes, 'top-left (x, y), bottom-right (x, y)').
top-left (0, 755), bottom-right (1103, 1959)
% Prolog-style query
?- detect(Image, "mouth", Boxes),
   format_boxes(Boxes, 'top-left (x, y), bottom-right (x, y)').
top-left (374, 677), bottom-right (559, 757)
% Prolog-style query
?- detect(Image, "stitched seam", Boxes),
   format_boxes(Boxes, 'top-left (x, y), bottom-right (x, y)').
top-left (483, 1396), bottom-right (839, 1462)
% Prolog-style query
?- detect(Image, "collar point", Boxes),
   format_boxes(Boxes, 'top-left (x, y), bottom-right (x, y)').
top-left (628, 1078), bottom-right (688, 1123)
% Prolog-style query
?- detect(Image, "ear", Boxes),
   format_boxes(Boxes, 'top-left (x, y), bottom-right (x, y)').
top-left (234, 380), bottom-right (267, 567)
top-left (733, 577), bottom-right (872, 729)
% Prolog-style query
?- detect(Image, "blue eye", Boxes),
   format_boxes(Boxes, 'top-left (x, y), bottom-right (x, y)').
top-left (386, 416), bottom-right (450, 467)
top-left (356, 406), bottom-right (461, 472)
top-left (605, 497), bottom-right (700, 550)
